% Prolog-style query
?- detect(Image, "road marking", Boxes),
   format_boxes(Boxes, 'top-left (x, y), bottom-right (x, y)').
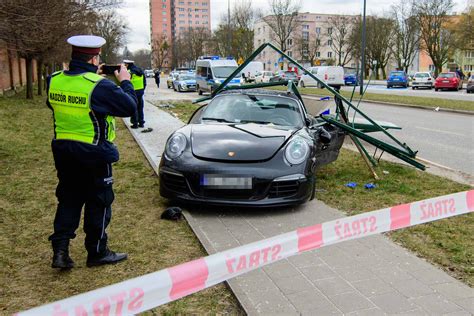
top-left (415, 126), bottom-right (466, 137)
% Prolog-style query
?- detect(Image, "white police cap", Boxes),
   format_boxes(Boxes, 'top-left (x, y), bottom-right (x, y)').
top-left (67, 35), bottom-right (106, 54)
top-left (123, 59), bottom-right (135, 64)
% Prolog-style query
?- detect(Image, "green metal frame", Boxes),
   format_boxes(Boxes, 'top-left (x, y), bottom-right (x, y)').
top-left (192, 43), bottom-right (425, 170)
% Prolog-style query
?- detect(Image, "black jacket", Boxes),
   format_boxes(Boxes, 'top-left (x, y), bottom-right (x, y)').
top-left (46, 60), bottom-right (138, 164)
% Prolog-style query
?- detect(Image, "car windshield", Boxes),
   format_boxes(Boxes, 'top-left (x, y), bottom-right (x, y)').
top-left (284, 71), bottom-right (297, 78)
top-left (390, 71), bottom-right (405, 76)
top-left (201, 94), bottom-right (304, 128)
top-left (438, 73), bottom-right (454, 78)
top-left (179, 75), bottom-right (194, 80)
top-left (212, 66), bottom-right (237, 78)
top-left (415, 73), bottom-right (429, 78)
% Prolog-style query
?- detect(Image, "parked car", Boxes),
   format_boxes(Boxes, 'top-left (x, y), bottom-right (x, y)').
top-left (411, 72), bottom-right (434, 89)
top-left (173, 74), bottom-right (197, 92)
top-left (467, 75), bottom-right (474, 94)
top-left (167, 72), bottom-right (178, 89)
top-left (434, 72), bottom-right (463, 91)
top-left (387, 71), bottom-right (408, 88)
top-left (269, 70), bottom-right (299, 85)
top-left (254, 71), bottom-right (275, 83)
top-left (158, 89), bottom-right (345, 207)
top-left (344, 73), bottom-right (359, 86)
top-left (144, 69), bottom-right (154, 78)
top-left (299, 66), bottom-right (344, 88)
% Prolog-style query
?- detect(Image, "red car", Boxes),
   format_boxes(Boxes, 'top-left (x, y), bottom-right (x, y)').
top-left (434, 72), bottom-right (463, 91)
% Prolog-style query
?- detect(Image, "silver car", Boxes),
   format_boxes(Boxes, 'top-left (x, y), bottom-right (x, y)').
top-left (411, 72), bottom-right (434, 90)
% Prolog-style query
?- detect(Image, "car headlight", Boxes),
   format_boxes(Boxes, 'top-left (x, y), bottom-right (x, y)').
top-left (285, 137), bottom-right (309, 165)
top-left (214, 79), bottom-right (221, 84)
top-left (166, 133), bottom-right (187, 159)
top-left (180, 83), bottom-right (186, 88)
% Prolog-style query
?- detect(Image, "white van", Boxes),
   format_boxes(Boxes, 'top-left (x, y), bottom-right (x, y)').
top-left (240, 61), bottom-right (264, 82)
top-left (299, 66), bottom-right (344, 88)
top-left (195, 56), bottom-right (242, 95)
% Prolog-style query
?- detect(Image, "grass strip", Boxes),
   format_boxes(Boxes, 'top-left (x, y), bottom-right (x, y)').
top-left (0, 93), bottom-right (243, 314)
top-left (270, 86), bottom-right (474, 112)
top-left (157, 100), bottom-right (473, 286)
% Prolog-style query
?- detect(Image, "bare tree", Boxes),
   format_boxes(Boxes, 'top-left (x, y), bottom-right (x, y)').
top-left (451, 7), bottom-right (474, 51)
top-left (264, 0), bottom-right (301, 68)
top-left (414, 0), bottom-right (455, 76)
top-left (174, 27), bottom-right (210, 67)
top-left (389, 0), bottom-right (420, 73)
top-left (232, 0), bottom-right (258, 59)
top-left (151, 34), bottom-right (170, 70)
top-left (366, 16), bottom-right (394, 79)
top-left (0, 0), bottom-right (123, 98)
top-left (327, 15), bottom-right (356, 66)
top-left (92, 9), bottom-right (128, 63)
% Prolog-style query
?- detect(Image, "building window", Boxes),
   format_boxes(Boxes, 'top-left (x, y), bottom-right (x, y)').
top-left (463, 65), bottom-right (472, 71)
top-left (195, 1), bottom-right (199, 5)
top-left (316, 52), bottom-right (320, 57)
top-left (179, 20), bottom-right (185, 24)
top-left (202, 2), bottom-right (207, 5)
top-left (316, 39), bottom-right (321, 45)
top-left (429, 64), bottom-right (435, 71)
top-left (188, 1), bottom-right (192, 4)
top-left (287, 38), bottom-right (293, 46)
top-left (263, 26), bottom-right (266, 32)
top-left (327, 39), bottom-right (332, 46)
top-left (465, 51), bottom-right (474, 58)
top-left (195, 14), bottom-right (199, 18)
top-left (202, 9), bottom-right (208, 12)
top-left (162, 11), bottom-right (166, 15)
top-left (302, 31), bottom-right (309, 40)
top-left (303, 25), bottom-right (309, 30)
top-left (288, 51), bottom-right (292, 57)
top-left (328, 27), bottom-right (333, 35)
top-left (165, 61), bottom-right (168, 65)
top-left (179, 13), bottom-right (184, 17)
top-left (196, 21), bottom-right (199, 24)
top-left (316, 27), bottom-right (321, 34)
top-left (203, 15), bottom-right (208, 18)
top-left (179, 1), bottom-right (184, 3)
top-left (327, 52), bottom-right (332, 58)
top-left (195, 8), bottom-right (199, 11)
top-left (179, 7), bottom-right (184, 11)
top-left (162, 4), bottom-right (166, 8)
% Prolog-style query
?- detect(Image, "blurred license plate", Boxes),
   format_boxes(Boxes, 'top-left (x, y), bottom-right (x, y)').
top-left (201, 175), bottom-right (252, 189)
top-left (443, 80), bottom-right (449, 83)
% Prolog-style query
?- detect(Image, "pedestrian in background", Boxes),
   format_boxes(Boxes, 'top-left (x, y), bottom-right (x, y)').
top-left (47, 35), bottom-right (137, 269)
top-left (124, 60), bottom-right (146, 128)
top-left (154, 69), bottom-right (161, 88)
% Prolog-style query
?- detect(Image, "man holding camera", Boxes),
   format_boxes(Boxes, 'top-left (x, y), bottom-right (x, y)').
top-left (46, 35), bottom-right (137, 269)
top-left (124, 60), bottom-right (146, 128)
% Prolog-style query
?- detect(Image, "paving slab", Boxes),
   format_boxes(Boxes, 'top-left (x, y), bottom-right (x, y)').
top-left (125, 85), bottom-right (474, 315)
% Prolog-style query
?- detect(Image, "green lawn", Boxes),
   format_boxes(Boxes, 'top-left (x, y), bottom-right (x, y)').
top-left (0, 93), bottom-right (243, 315)
top-left (271, 86), bottom-right (474, 112)
top-left (157, 101), bottom-right (473, 286)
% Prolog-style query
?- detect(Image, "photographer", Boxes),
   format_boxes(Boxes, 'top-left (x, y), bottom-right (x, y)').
top-left (46, 35), bottom-right (137, 269)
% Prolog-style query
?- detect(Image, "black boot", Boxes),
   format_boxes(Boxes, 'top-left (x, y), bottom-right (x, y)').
top-left (86, 248), bottom-right (127, 267)
top-left (52, 250), bottom-right (75, 269)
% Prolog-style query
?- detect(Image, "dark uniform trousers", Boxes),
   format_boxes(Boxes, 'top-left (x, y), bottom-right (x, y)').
top-left (48, 151), bottom-right (114, 255)
top-left (131, 90), bottom-right (145, 126)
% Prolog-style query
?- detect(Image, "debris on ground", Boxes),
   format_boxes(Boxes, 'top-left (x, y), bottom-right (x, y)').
top-left (345, 182), bottom-right (357, 188)
top-left (364, 183), bottom-right (377, 189)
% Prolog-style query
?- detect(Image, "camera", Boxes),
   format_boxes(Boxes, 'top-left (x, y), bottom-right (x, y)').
top-left (101, 65), bottom-right (121, 75)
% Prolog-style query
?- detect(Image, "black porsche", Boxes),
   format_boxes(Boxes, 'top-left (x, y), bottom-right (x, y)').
top-left (159, 89), bottom-right (345, 207)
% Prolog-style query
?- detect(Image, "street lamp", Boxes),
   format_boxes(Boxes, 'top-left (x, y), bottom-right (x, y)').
top-left (359, 0), bottom-right (367, 95)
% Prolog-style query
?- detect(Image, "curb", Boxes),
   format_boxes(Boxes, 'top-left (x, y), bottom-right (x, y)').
top-left (300, 93), bottom-right (474, 116)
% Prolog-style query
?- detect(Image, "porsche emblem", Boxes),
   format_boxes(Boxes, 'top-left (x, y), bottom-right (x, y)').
top-left (228, 151), bottom-right (235, 157)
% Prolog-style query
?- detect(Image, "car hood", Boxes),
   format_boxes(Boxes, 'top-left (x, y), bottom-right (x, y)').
top-left (191, 123), bottom-right (296, 161)
top-left (179, 80), bottom-right (196, 84)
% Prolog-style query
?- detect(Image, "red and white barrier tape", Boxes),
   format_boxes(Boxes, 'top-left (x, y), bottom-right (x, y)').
top-left (18, 190), bottom-right (474, 315)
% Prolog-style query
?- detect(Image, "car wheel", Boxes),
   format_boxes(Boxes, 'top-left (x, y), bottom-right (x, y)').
top-left (387, 85), bottom-right (391, 89)
top-left (412, 87), bottom-right (415, 90)
top-left (178, 86), bottom-right (181, 92)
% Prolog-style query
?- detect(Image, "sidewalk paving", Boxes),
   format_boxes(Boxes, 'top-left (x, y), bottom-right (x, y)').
top-left (122, 86), bottom-right (474, 315)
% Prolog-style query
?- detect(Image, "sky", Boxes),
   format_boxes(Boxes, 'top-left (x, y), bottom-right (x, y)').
top-left (118, 0), bottom-right (469, 53)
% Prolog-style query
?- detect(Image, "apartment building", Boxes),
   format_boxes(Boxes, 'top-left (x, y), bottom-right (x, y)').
top-left (253, 13), bottom-right (358, 72)
top-left (150, 0), bottom-right (211, 70)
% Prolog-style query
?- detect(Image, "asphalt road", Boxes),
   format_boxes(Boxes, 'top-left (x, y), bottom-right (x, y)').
top-left (338, 102), bottom-right (474, 175)
top-left (341, 84), bottom-right (474, 102)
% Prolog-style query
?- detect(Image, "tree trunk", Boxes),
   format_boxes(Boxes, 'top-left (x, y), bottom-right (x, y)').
top-left (37, 59), bottom-right (43, 96)
top-left (7, 49), bottom-right (14, 90)
top-left (25, 57), bottom-right (34, 99)
top-left (18, 54), bottom-right (23, 86)
top-left (382, 67), bottom-right (387, 79)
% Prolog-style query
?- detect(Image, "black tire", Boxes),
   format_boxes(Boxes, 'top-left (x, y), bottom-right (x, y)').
top-left (412, 87), bottom-right (415, 90)
top-left (177, 86), bottom-right (181, 92)
top-left (387, 85), bottom-right (391, 89)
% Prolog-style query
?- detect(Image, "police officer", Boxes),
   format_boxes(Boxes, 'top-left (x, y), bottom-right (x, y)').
top-left (124, 60), bottom-right (146, 128)
top-left (46, 35), bottom-right (138, 269)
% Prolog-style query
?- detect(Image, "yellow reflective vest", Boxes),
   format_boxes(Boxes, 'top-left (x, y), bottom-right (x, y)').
top-left (48, 71), bottom-right (116, 144)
